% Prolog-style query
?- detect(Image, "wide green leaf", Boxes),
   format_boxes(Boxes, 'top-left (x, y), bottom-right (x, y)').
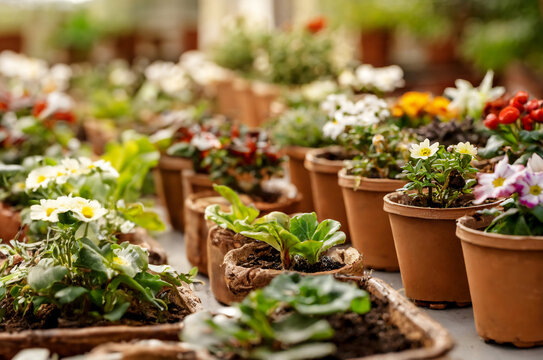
top-left (27, 264), bottom-right (68, 292)
top-left (289, 213), bottom-right (319, 241)
top-left (55, 286), bottom-right (88, 304)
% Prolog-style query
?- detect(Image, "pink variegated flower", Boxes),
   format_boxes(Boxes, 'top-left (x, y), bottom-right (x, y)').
top-left (516, 170), bottom-right (543, 208)
top-left (474, 156), bottom-right (524, 204)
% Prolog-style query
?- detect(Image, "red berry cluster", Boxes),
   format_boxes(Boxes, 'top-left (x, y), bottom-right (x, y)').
top-left (484, 91), bottom-right (543, 131)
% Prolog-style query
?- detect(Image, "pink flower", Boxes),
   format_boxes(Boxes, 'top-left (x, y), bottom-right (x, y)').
top-left (516, 170), bottom-right (543, 208)
top-left (474, 156), bottom-right (523, 204)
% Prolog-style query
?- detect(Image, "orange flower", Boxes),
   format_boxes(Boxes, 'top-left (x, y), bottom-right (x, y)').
top-left (391, 105), bottom-right (404, 117)
top-left (397, 92), bottom-right (431, 117)
top-left (425, 96), bottom-right (452, 118)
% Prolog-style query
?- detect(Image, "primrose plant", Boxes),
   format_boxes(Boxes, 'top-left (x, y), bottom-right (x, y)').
top-left (241, 211), bottom-right (346, 269)
top-left (400, 139), bottom-right (479, 208)
top-left (475, 154), bottom-right (543, 236)
top-left (182, 273), bottom-right (371, 360)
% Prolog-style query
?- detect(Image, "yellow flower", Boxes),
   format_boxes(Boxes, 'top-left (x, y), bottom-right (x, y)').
top-left (391, 105), bottom-right (404, 117)
top-left (397, 92), bottom-right (431, 117)
top-left (455, 142), bottom-right (477, 157)
top-left (409, 139), bottom-right (439, 159)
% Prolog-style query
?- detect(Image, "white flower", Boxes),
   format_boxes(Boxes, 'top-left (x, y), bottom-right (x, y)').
top-left (190, 133), bottom-right (221, 151)
top-left (338, 69), bottom-right (356, 88)
top-left (120, 220), bottom-right (136, 234)
top-left (322, 121), bottom-right (345, 140)
top-left (68, 197), bottom-right (108, 222)
top-left (92, 159), bottom-right (119, 177)
top-left (38, 91), bottom-right (74, 119)
top-left (30, 198), bottom-right (67, 222)
top-left (61, 158), bottom-right (85, 176)
top-left (320, 94), bottom-right (349, 117)
top-left (301, 80), bottom-right (338, 102)
top-left (455, 142), bottom-right (477, 157)
top-left (527, 153), bottom-right (543, 173)
top-left (144, 61), bottom-right (189, 96)
top-left (11, 182), bottom-right (25, 194)
top-left (25, 166), bottom-right (57, 190)
top-left (409, 139), bottom-right (439, 159)
top-left (444, 70), bottom-right (505, 119)
top-left (109, 66), bottom-right (136, 87)
top-left (41, 63), bottom-right (72, 93)
top-left (342, 64), bottom-right (405, 93)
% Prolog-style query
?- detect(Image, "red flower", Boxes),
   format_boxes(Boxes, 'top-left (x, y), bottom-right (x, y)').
top-left (306, 16), bottom-right (326, 34)
top-left (521, 115), bottom-right (533, 131)
top-left (483, 113), bottom-right (499, 130)
top-left (32, 101), bottom-right (47, 117)
top-left (498, 106), bottom-right (520, 124)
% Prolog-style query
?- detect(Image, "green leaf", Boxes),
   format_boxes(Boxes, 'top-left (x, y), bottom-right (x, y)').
top-left (27, 265), bottom-right (68, 292)
top-left (134, 271), bottom-right (170, 296)
top-left (272, 313), bottom-right (334, 344)
top-left (75, 238), bottom-right (116, 278)
top-left (312, 219), bottom-right (341, 241)
top-left (55, 286), bottom-right (88, 304)
top-left (289, 213), bottom-right (319, 240)
top-left (104, 301), bottom-right (130, 321)
top-left (111, 243), bottom-right (149, 277)
top-left (118, 202), bottom-right (165, 232)
top-left (533, 205), bottom-right (543, 223)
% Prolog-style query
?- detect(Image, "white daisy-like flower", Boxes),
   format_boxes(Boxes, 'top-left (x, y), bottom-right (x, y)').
top-left (61, 158), bottom-right (86, 176)
top-left (322, 120), bottom-right (345, 140)
top-left (30, 198), bottom-right (69, 222)
top-left (527, 153), bottom-right (543, 173)
top-left (92, 159), bottom-right (119, 178)
top-left (409, 139), bottom-right (439, 159)
top-left (120, 220), bottom-right (136, 234)
top-left (25, 166), bottom-right (57, 191)
top-left (300, 80), bottom-right (338, 102)
top-left (190, 133), bottom-right (221, 151)
top-left (455, 142), bottom-right (477, 157)
top-left (68, 197), bottom-right (108, 222)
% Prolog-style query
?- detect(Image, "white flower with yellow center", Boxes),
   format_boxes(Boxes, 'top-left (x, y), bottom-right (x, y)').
top-left (61, 158), bottom-right (86, 176)
top-left (68, 197), bottom-right (108, 222)
top-left (409, 139), bottom-right (439, 160)
top-left (30, 198), bottom-right (67, 222)
top-left (25, 166), bottom-right (57, 191)
top-left (455, 142), bottom-right (477, 157)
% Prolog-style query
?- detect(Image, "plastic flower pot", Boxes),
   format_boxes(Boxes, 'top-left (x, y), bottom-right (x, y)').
top-left (457, 215), bottom-right (543, 347)
top-left (284, 145), bottom-right (316, 213)
top-left (223, 242), bottom-right (364, 304)
top-left (339, 169), bottom-right (405, 271)
top-left (383, 192), bottom-right (498, 308)
top-left (304, 147), bottom-right (351, 239)
top-left (0, 202), bottom-right (23, 243)
top-left (153, 155), bottom-right (193, 231)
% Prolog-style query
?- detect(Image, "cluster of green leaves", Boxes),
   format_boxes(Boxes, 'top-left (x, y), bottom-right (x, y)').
top-left (344, 124), bottom-right (413, 180)
top-left (401, 146), bottom-right (478, 208)
top-left (0, 222), bottom-right (196, 324)
top-left (182, 273), bottom-right (370, 360)
top-left (204, 185), bottom-right (260, 233)
top-left (269, 107), bottom-right (331, 148)
top-left (480, 127), bottom-right (543, 165)
top-left (480, 198), bottom-right (543, 236)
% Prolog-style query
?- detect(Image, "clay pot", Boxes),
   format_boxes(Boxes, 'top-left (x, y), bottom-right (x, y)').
top-left (181, 170), bottom-right (213, 197)
top-left (0, 202), bottom-right (23, 243)
top-left (0, 285), bottom-right (202, 358)
top-left (284, 146), bottom-right (315, 213)
top-left (359, 28), bottom-right (391, 67)
top-left (252, 82), bottom-right (280, 127)
top-left (383, 192), bottom-right (499, 308)
top-left (83, 119), bottom-right (117, 155)
top-left (215, 76), bottom-right (238, 120)
top-left (339, 169), bottom-right (405, 271)
top-left (184, 191), bottom-right (252, 276)
top-left (304, 147), bottom-right (351, 239)
top-left (153, 155), bottom-right (193, 231)
top-left (223, 242), bottom-right (364, 303)
top-left (117, 227), bottom-right (168, 265)
top-left (233, 77), bottom-right (257, 127)
top-left (457, 215), bottom-right (543, 347)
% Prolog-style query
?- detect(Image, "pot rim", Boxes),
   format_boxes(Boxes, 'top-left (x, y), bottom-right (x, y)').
top-left (383, 191), bottom-right (502, 220)
top-left (283, 145), bottom-right (316, 160)
top-left (456, 215), bottom-right (543, 250)
top-left (304, 146), bottom-right (351, 174)
top-left (338, 168), bottom-right (406, 192)
top-left (158, 154), bottom-right (194, 171)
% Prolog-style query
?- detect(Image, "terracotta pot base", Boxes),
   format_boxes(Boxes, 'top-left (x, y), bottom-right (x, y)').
top-left (412, 299), bottom-right (472, 310)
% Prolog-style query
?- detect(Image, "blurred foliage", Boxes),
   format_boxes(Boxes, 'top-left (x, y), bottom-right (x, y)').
top-left (52, 11), bottom-right (103, 52)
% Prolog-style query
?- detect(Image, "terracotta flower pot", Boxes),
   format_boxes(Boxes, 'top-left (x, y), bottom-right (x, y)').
top-left (359, 28), bottom-right (391, 67)
top-left (0, 202), bottom-right (23, 243)
top-left (339, 169), bottom-right (405, 271)
top-left (457, 215), bottom-right (543, 347)
top-left (184, 191), bottom-right (252, 276)
top-left (284, 146), bottom-right (315, 213)
top-left (233, 77), bottom-right (258, 127)
top-left (214, 76), bottom-right (239, 120)
top-left (304, 147), bottom-right (350, 239)
top-left (181, 170), bottom-right (213, 198)
top-left (383, 192), bottom-right (498, 308)
top-left (223, 242), bottom-right (364, 303)
top-left (252, 82), bottom-right (280, 127)
top-left (153, 155), bottom-right (193, 231)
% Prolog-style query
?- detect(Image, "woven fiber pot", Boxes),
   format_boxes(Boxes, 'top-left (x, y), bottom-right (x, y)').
top-left (383, 192), bottom-right (499, 308)
top-left (223, 242), bottom-right (364, 303)
top-left (304, 147), bottom-right (351, 239)
top-left (284, 146), bottom-right (316, 213)
top-left (85, 340), bottom-right (212, 360)
top-left (457, 215), bottom-right (543, 347)
top-left (184, 191), bottom-right (253, 276)
top-left (339, 169), bottom-right (405, 271)
top-left (153, 155), bottom-right (193, 231)
top-left (0, 202), bottom-right (23, 243)
top-left (182, 170), bottom-right (213, 197)
top-left (0, 285), bottom-right (202, 358)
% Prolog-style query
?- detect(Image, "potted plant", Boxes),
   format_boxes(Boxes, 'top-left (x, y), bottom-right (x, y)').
top-left (456, 154), bottom-right (543, 347)
top-left (383, 139), bottom-right (499, 307)
top-left (305, 94), bottom-right (390, 238)
top-left (269, 106), bottom-right (331, 212)
top-left (0, 192), bottom-right (200, 358)
top-left (182, 272), bottom-right (453, 359)
top-left (221, 208), bottom-right (363, 303)
top-left (339, 124), bottom-right (412, 271)
top-left (337, 64), bottom-right (405, 96)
